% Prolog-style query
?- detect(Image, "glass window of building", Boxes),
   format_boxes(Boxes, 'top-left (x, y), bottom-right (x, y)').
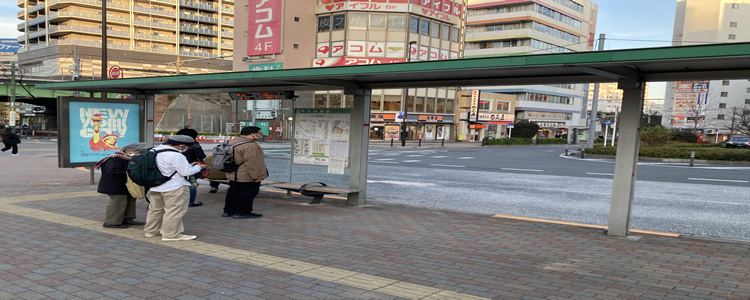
top-left (371, 95), bottom-right (382, 111)
top-left (431, 22), bottom-right (440, 38)
top-left (317, 16), bottom-right (330, 32)
top-left (333, 14), bottom-right (346, 30)
top-left (420, 19), bottom-right (430, 35)
top-left (406, 96), bottom-right (415, 112)
top-left (445, 99), bottom-right (454, 113)
top-left (425, 98), bottom-right (435, 112)
top-left (441, 24), bottom-right (449, 40)
top-left (436, 98), bottom-right (445, 113)
top-left (345, 95), bottom-right (354, 108)
top-left (415, 97), bottom-right (425, 112)
top-left (330, 94), bottom-right (342, 108)
top-left (478, 99), bottom-right (491, 110)
top-left (730, 22), bottom-right (737, 28)
top-left (315, 94), bottom-right (328, 108)
top-left (410, 16), bottom-right (419, 33)
top-left (719, 103), bottom-right (727, 109)
top-left (497, 101), bottom-right (510, 111)
top-left (383, 95), bottom-right (401, 111)
top-left (349, 13), bottom-right (368, 29)
top-left (370, 14), bottom-right (386, 29)
top-left (388, 15), bottom-right (406, 30)
top-left (451, 27), bottom-right (459, 42)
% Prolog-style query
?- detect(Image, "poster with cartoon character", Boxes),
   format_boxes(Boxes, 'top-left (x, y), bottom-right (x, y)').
top-left (68, 101), bottom-right (140, 163)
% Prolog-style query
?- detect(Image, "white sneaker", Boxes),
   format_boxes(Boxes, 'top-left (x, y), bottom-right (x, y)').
top-left (144, 232), bottom-right (161, 237)
top-left (11, 154), bottom-right (19, 156)
top-left (161, 234), bottom-right (197, 242)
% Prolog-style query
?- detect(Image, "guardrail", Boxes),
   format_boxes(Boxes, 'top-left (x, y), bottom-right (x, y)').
top-left (179, 38), bottom-right (218, 47)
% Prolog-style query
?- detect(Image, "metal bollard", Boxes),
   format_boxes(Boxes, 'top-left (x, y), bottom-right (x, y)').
top-left (690, 151), bottom-right (695, 167)
top-left (580, 147), bottom-right (585, 159)
top-left (442, 137), bottom-right (445, 147)
top-left (418, 138), bottom-right (422, 147)
top-left (390, 138), bottom-right (394, 147)
top-left (565, 144), bottom-right (569, 156)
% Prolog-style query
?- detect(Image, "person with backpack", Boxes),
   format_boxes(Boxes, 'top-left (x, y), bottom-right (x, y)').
top-left (175, 128), bottom-right (206, 207)
top-left (143, 135), bottom-right (205, 241)
top-left (96, 143), bottom-right (151, 228)
top-left (1, 128), bottom-right (22, 156)
top-left (221, 126), bottom-right (268, 219)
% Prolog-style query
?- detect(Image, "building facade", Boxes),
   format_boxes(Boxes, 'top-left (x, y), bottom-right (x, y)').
top-left (16, 0), bottom-right (235, 80)
top-left (456, 90), bottom-right (514, 140)
top-left (663, 0), bottom-right (750, 138)
top-left (464, 0), bottom-right (598, 139)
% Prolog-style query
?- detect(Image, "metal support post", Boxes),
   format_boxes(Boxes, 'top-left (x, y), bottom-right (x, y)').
top-left (418, 138), bottom-right (422, 147)
top-left (9, 62), bottom-right (16, 128)
top-left (391, 138), bottom-right (394, 147)
top-left (607, 80), bottom-right (645, 237)
top-left (690, 151), bottom-right (695, 167)
top-left (345, 89), bottom-right (371, 206)
top-left (101, 0), bottom-right (108, 92)
top-left (90, 167), bottom-right (95, 185)
top-left (586, 34), bottom-right (606, 148)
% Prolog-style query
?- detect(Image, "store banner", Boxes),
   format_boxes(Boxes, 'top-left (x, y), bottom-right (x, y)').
top-left (440, 49), bottom-right (449, 60)
top-left (429, 48), bottom-right (439, 60)
top-left (315, 2), bottom-right (409, 13)
top-left (386, 42), bottom-right (405, 58)
top-left (411, 3), bottom-right (459, 24)
top-left (0, 39), bottom-right (22, 53)
top-left (331, 41), bottom-right (344, 56)
top-left (247, 0), bottom-right (283, 56)
top-left (453, 3), bottom-right (462, 17)
top-left (418, 46), bottom-right (429, 60)
top-left (469, 90), bottom-right (480, 122)
top-left (347, 40), bottom-right (366, 56)
top-left (367, 42), bottom-right (386, 57)
top-left (313, 57), bottom-right (406, 67)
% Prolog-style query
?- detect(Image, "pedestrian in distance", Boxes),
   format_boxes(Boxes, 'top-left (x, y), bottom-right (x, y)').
top-left (96, 143), bottom-right (151, 228)
top-left (0, 128), bottom-right (21, 156)
top-left (223, 126), bottom-right (268, 219)
top-left (175, 128), bottom-right (206, 207)
top-left (144, 135), bottom-right (205, 241)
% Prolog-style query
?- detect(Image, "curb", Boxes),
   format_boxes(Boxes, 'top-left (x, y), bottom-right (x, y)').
top-left (573, 153), bottom-right (750, 165)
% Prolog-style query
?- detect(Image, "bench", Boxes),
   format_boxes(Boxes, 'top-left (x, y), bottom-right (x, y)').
top-left (206, 179), bottom-right (285, 187)
top-left (264, 182), bottom-right (359, 204)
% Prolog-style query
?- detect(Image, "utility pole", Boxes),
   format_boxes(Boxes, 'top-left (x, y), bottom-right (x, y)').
top-left (401, 41), bottom-right (417, 147)
top-left (9, 62), bottom-right (16, 128)
top-left (101, 0), bottom-right (108, 98)
top-left (586, 34), bottom-right (606, 148)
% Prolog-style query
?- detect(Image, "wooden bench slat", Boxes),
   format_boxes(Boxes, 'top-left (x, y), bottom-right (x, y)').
top-left (265, 183), bottom-right (359, 194)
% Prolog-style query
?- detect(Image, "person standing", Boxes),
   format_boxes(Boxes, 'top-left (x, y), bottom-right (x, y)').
top-left (144, 135), bottom-right (205, 241)
top-left (1, 128), bottom-right (21, 156)
top-left (96, 143), bottom-right (151, 228)
top-left (223, 126), bottom-right (268, 219)
top-left (175, 128), bottom-right (206, 207)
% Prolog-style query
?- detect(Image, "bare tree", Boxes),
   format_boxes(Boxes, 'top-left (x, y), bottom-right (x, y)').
top-left (728, 105), bottom-right (750, 137)
top-left (680, 92), bottom-right (720, 133)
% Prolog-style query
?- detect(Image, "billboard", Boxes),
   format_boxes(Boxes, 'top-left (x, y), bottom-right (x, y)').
top-left (673, 81), bottom-right (709, 126)
top-left (247, 0), bottom-right (283, 56)
top-left (0, 39), bottom-right (22, 53)
top-left (57, 98), bottom-right (145, 168)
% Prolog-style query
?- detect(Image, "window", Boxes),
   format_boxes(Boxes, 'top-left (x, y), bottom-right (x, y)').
top-left (388, 15), bottom-right (406, 30)
top-left (349, 13), bottom-right (368, 29)
top-left (244, 31), bottom-right (248, 36)
top-left (415, 97), bottom-right (425, 112)
top-left (329, 94), bottom-right (342, 108)
top-left (293, 44), bottom-right (299, 49)
top-left (478, 99), bottom-right (491, 110)
top-left (747, 88), bottom-right (750, 93)
top-left (409, 16), bottom-right (419, 33)
top-left (730, 22), bottom-right (737, 27)
top-left (718, 114), bottom-right (726, 120)
top-left (420, 19), bottom-right (429, 35)
top-left (451, 27), bottom-right (459, 42)
top-left (719, 103), bottom-right (727, 108)
top-left (294, 17), bottom-right (300, 22)
top-left (317, 16), bottom-right (330, 32)
top-left (431, 22), bottom-right (440, 38)
top-left (436, 98), bottom-right (445, 113)
top-left (370, 95), bottom-right (382, 111)
top-left (746, 99), bottom-right (750, 104)
top-left (729, 34), bottom-right (736, 40)
top-left (425, 98), bottom-right (435, 112)
top-left (497, 101), bottom-right (510, 112)
top-left (406, 96), bottom-right (414, 112)
top-left (732, 3), bottom-right (739, 9)
top-left (245, 5), bottom-right (248, 10)
top-left (370, 14), bottom-right (386, 29)
top-left (383, 95), bottom-right (401, 111)
top-left (315, 94), bottom-right (328, 108)
top-left (721, 92), bottom-right (729, 97)
top-left (333, 14), bottom-right (345, 30)
top-left (723, 80), bottom-right (730, 86)
top-left (445, 99), bottom-right (454, 113)
top-left (441, 24), bottom-right (449, 40)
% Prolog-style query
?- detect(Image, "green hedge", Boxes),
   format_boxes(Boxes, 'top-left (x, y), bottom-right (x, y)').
top-left (585, 145), bottom-right (750, 161)
top-left (536, 138), bottom-right (567, 145)
top-left (485, 138), bottom-right (532, 145)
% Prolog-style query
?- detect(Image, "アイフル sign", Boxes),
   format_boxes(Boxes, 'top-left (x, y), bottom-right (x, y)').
top-left (248, 0), bottom-right (283, 56)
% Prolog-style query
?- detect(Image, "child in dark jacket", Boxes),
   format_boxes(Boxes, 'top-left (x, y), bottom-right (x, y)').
top-left (1, 128), bottom-right (21, 156)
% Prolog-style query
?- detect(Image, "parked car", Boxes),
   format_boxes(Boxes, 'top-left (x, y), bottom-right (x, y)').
top-left (726, 136), bottom-right (750, 148)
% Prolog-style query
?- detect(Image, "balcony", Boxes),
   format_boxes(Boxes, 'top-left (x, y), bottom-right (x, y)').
top-left (17, 35), bottom-right (26, 42)
top-left (179, 38), bottom-right (217, 47)
top-left (179, 13), bottom-right (218, 23)
top-left (47, 0), bottom-right (130, 11)
top-left (220, 31), bottom-right (232, 37)
top-left (18, 23), bottom-right (26, 31)
top-left (28, 3), bottom-right (45, 13)
top-left (220, 43), bottom-right (232, 49)
top-left (179, 26), bottom-right (217, 35)
top-left (18, 0), bottom-right (25, 7)
top-left (18, 11), bottom-right (25, 20)
top-left (220, 7), bottom-right (233, 14)
top-left (220, 19), bottom-right (233, 26)
top-left (134, 19), bottom-right (176, 29)
top-left (48, 25), bottom-right (130, 37)
top-left (28, 16), bottom-right (46, 26)
top-left (28, 29), bottom-right (47, 39)
top-left (134, 46), bottom-right (176, 54)
top-left (133, 6), bottom-right (177, 17)
top-left (50, 39), bottom-right (131, 50)
top-left (179, 1), bottom-right (217, 11)
top-left (179, 50), bottom-right (216, 58)
top-left (151, 0), bottom-right (177, 5)
top-left (29, 43), bottom-right (48, 51)
top-left (134, 33), bottom-right (177, 42)
top-left (48, 11), bottom-right (131, 25)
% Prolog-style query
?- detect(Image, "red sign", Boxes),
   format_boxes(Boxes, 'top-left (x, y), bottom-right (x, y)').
top-left (108, 65), bottom-right (122, 79)
top-left (248, 0), bottom-right (282, 56)
top-left (313, 57), bottom-right (406, 67)
top-left (469, 124), bottom-right (488, 129)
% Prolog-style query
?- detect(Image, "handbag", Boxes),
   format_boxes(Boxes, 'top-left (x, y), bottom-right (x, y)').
top-left (198, 159), bottom-right (211, 179)
top-left (126, 174), bottom-right (146, 199)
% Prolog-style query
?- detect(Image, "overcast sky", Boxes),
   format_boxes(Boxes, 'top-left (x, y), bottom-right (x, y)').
top-left (2, 0), bottom-right (677, 98)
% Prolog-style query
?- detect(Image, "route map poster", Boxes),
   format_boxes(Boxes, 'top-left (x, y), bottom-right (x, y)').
top-left (293, 109), bottom-right (351, 173)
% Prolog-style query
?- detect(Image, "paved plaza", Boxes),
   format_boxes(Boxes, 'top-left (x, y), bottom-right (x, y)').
top-left (1, 152), bottom-right (750, 299)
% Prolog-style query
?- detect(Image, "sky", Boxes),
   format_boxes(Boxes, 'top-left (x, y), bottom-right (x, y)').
top-left (1, 0), bottom-right (677, 98)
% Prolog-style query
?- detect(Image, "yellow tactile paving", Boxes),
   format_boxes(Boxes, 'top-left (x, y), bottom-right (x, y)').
top-left (493, 214), bottom-right (681, 237)
top-left (0, 192), bottom-right (490, 300)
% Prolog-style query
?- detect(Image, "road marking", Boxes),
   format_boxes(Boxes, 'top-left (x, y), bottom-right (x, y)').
top-left (402, 160), bottom-right (421, 163)
top-left (367, 180), bottom-right (435, 187)
top-left (492, 214), bottom-right (680, 237)
top-left (429, 164), bottom-right (465, 168)
top-left (406, 155), bottom-right (423, 157)
top-left (375, 158), bottom-right (395, 161)
top-left (688, 178), bottom-right (749, 183)
top-left (501, 168), bottom-right (543, 172)
top-left (371, 161), bottom-right (398, 164)
top-left (431, 156), bottom-right (448, 158)
top-left (457, 157), bottom-right (474, 159)
top-left (587, 173), bottom-right (614, 176)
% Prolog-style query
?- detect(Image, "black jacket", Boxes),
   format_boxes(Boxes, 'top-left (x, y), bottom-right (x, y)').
top-left (97, 157), bottom-right (129, 195)
top-left (2, 133), bottom-right (21, 145)
top-left (181, 142), bottom-right (206, 163)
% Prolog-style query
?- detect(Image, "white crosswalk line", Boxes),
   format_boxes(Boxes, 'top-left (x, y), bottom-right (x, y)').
top-left (457, 157), bottom-right (474, 159)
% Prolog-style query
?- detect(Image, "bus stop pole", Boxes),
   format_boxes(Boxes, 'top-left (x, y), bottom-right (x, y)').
top-left (346, 88), bottom-right (371, 206)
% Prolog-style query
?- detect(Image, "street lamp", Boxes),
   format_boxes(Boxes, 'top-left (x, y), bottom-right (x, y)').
top-left (401, 41), bottom-right (418, 147)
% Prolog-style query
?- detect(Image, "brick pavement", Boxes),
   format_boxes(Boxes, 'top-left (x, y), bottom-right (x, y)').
top-left (2, 153), bottom-right (750, 299)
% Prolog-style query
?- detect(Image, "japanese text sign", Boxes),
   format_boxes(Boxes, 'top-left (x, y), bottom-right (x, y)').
top-left (248, 0), bottom-right (283, 56)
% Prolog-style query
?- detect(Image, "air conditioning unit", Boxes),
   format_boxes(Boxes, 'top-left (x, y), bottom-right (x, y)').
top-left (706, 129), bottom-right (715, 134)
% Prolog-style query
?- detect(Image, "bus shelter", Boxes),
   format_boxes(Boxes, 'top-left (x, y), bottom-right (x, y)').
top-left (38, 42), bottom-right (750, 237)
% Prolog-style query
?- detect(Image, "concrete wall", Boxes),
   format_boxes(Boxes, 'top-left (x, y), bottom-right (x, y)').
top-left (155, 95), bottom-right (233, 132)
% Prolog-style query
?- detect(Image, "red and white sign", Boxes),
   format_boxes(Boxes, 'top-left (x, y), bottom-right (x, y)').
top-left (411, 5), bottom-right (459, 24)
top-left (386, 42), bottom-right (405, 58)
top-left (367, 42), bottom-right (385, 57)
top-left (347, 41), bottom-right (366, 56)
top-left (453, 3), bottom-right (461, 16)
top-left (331, 41), bottom-right (344, 57)
top-left (315, 2), bottom-right (409, 13)
top-left (312, 57), bottom-right (406, 67)
top-left (443, 0), bottom-right (452, 13)
top-left (440, 49), bottom-right (449, 60)
top-left (317, 42), bottom-right (344, 58)
top-left (108, 65), bottom-right (123, 79)
top-left (429, 47), bottom-right (439, 60)
top-left (248, 0), bottom-right (283, 56)
top-left (409, 43), bottom-right (419, 60)
top-left (418, 46), bottom-right (429, 61)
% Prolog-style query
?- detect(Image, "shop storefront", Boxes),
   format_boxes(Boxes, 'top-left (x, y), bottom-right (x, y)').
top-left (404, 114), bottom-right (455, 141)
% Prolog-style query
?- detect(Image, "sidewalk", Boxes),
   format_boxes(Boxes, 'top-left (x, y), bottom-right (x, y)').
top-left (2, 154), bottom-right (750, 299)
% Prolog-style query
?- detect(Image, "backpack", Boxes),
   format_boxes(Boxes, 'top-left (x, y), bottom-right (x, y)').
top-left (127, 148), bottom-right (179, 188)
top-left (212, 140), bottom-right (250, 172)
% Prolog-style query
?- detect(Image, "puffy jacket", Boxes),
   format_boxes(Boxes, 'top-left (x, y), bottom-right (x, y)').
top-left (97, 157), bottom-right (129, 195)
top-left (2, 133), bottom-right (21, 145)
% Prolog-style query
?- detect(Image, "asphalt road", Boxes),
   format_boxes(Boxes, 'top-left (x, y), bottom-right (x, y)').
top-left (16, 140), bottom-right (750, 240)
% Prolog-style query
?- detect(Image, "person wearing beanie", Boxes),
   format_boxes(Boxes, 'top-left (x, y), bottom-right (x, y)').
top-left (144, 135), bottom-right (205, 241)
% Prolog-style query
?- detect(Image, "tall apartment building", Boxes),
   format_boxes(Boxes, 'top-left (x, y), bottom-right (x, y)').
top-left (663, 0), bottom-right (750, 137)
top-left (233, 0), bottom-right (466, 141)
top-left (16, 0), bottom-right (235, 79)
top-left (464, 0), bottom-right (598, 140)
top-left (585, 82), bottom-right (650, 113)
